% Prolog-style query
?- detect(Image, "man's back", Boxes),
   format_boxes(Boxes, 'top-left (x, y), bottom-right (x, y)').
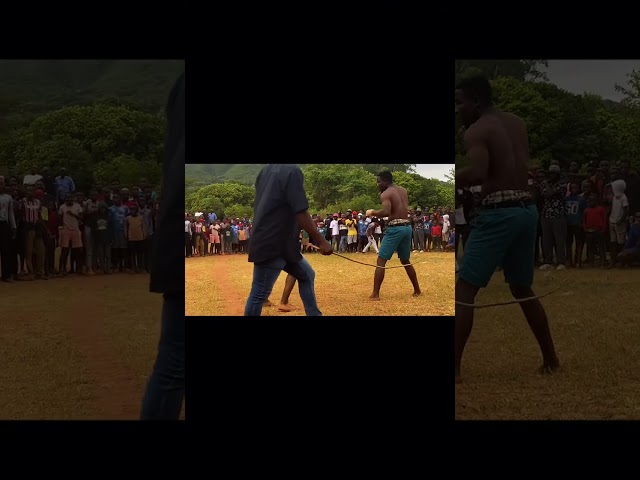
top-left (249, 164), bottom-right (309, 264)
top-left (468, 112), bottom-right (529, 195)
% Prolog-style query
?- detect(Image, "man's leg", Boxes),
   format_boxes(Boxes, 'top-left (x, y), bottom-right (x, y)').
top-left (85, 226), bottom-right (93, 273)
top-left (552, 218), bottom-right (567, 265)
top-left (59, 231), bottom-right (70, 275)
top-left (370, 235), bottom-right (379, 254)
top-left (0, 222), bottom-right (11, 280)
top-left (141, 292), bottom-right (185, 420)
top-left (24, 228), bottom-right (35, 277)
top-left (244, 258), bottom-right (286, 316)
top-left (418, 230), bottom-right (425, 251)
top-left (278, 273), bottom-right (297, 311)
top-left (34, 236), bottom-right (45, 277)
top-left (541, 217), bottom-right (553, 265)
top-left (575, 228), bottom-right (585, 267)
top-left (371, 227), bottom-right (401, 299)
top-left (397, 226), bottom-right (420, 295)
top-left (509, 285), bottom-right (560, 373)
top-left (502, 205), bottom-right (560, 373)
top-left (565, 224), bottom-right (575, 267)
top-left (290, 258), bottom-right (322, 316)
top-left (455, 278), bottom-right (481, 382)
top-left (400, 258), bottom-right (421, 296)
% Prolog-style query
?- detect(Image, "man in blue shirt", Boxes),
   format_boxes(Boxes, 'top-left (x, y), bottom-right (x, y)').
top-left (244, 164), bottom-right (333, 316)
top-left (357, 213), bottom-right (368, 253)
top-left (54, 168), bottom-right (76, 207)
top-left (564, 182), bottom-right (587, 268)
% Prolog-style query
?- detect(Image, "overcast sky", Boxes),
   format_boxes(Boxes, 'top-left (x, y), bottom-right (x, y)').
top-left (543, 60), bottom-right (640, 101)
top-left (414, 163), bottom-right (453, 181)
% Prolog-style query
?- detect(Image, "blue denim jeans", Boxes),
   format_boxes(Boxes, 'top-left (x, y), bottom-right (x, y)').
top-left (141, 293), bottom-right (185, 419)
top-left (244, 257), bottom-right (322, 316)
top-left (339, 235), bottom-right (348, 252)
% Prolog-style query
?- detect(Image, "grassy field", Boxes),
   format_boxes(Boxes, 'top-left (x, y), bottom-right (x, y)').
top-left (0, 273), bottom-right (184, 420)
top-left (455, 267), bottom-right (640, 420)
top-left (186, 251), bottom-right (454, 316)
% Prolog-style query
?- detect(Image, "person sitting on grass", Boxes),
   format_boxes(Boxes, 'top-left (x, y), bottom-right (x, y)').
top-left (444, 228), bottom-right (455, 252)
top-left (617, 212), bottom-right (640, 268)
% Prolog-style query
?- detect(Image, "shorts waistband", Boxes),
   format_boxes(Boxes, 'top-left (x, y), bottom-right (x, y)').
top-left (481, 190), bottom-right (533, 209)
top-left (481, 190), bottom-right (532, 205)
top-left (387, 219), bottom-right (411, 227)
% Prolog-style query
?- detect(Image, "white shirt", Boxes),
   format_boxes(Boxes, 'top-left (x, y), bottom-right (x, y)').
top-left (375, 224), bottom-right (382, 234)
top-left (610, 194), bottom-right (629, 224)
top-left (185, 220), bottom-right (191, 233)
top-left (330, 219), bottom-right (339, 235)
top-left (23, 174), bottom-right (43, 185)
top-left (455, 207), bottom-right (466, 225)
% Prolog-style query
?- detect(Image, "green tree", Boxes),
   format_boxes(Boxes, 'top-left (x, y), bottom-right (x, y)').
top-left (614, 69), bottom-right (640, 109)
top-left (186, 182), bottom-right (255, 217)
top-left (224, 204), bottom-right (254, 219)
top-left (302, 164), bottom-right (378, 211)
top-left (455, 59), bottom-right (548, 83)
top-left (2, 103), bottom-right (166, 189)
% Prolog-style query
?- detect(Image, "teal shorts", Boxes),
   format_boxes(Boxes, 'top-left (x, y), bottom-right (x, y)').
top-left (378, 225), bottom-right (412, 261)
top-left (459, 205), bottom-right (537, 288)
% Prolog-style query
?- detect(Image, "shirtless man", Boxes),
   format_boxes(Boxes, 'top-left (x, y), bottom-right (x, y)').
top-left (366, 170), bottom-right (421, 299)
top-left (454, 75), bottom-right (560, 383)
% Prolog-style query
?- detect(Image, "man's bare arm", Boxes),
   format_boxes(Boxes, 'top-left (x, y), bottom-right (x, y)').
top-left (370, 192), bottom-right (392, 218)
top-left (455, 128), bottom-right (490, 188)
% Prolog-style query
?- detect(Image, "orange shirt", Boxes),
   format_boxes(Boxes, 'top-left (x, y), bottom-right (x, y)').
top-left (238, 229), bottom-right (247, 241)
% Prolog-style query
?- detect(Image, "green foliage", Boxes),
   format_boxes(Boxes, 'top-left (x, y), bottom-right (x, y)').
top-left (185, 165), bottom-right (455, 217)
top-left (93, 155), bottom-right (162, 187)
top-left (224, 204), bottom-right (254, 219)
top-left (302, 164), bottom-right (378, 211)
top-left (455, 62), bottom-right (640, 172)
top-left (1, 104), bottom-right (165, 191)
top-left (0, 60), bottom-right (182, 143)
top-left (455, 60), bottom-right (548, 84)
top-left (186, 182), bottom-right (255, 218)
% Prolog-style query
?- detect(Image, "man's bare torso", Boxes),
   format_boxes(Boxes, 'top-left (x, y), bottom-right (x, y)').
top-left (382, 185), bottom-right (409, 220)
top-left (466, 111), bottom-right (529, 194)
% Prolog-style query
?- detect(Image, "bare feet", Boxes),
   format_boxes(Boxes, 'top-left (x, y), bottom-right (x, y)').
top-left (369, 294), bottom-right (381, 301)
top-left (412, 291), bottom-right (421, 297)
top-left (537, 363), bottom-right (561, 375)
top-left (263, 300), bottom-right (274, 307)
top-left (278, 303), bottom-right (291, 312)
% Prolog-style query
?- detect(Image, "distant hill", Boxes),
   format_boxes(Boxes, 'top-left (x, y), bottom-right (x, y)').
top-left (0, 59), bottom-right (184, 137)
top-left (185, 164), bottom-right (425, 188)
top-left (186, 164), bottom-right (307, 187)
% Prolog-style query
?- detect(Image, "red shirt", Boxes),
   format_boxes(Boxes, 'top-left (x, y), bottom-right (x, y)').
top-left (431, 225), bottom-right (442, 236)
top-left (47, 208), bottom-right (60, 236)
top-left (583, 206), bottom-right (607, 232)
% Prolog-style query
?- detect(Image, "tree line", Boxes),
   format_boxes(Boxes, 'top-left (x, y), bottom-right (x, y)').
top-left (455, 60), bottom-right (640, 173)
top-left (185, 164), bottom-right (455, 220)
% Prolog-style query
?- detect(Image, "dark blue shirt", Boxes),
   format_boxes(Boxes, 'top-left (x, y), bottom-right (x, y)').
top-left (248, 164), bottom-right (309, 264)
top-left (626, 223), bottom-right (640, 249)
top-left (564, 194), bottom-right (587, 226)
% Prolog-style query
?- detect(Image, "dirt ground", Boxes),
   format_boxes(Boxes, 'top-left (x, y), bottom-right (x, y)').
top-left (186, 251), bottom-right (454, 316)
top-left (455, 267), bottom-right (640, 420)
top-left (0, 272), bottom-right (184, 420)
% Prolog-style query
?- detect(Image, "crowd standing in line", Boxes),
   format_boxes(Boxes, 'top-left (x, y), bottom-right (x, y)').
top-left (0, 168), bottom-right (159, 282)
top-left (455, 159), bottom-right (640, 272)
top-left (185, 205), bottom-right (458, 258)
